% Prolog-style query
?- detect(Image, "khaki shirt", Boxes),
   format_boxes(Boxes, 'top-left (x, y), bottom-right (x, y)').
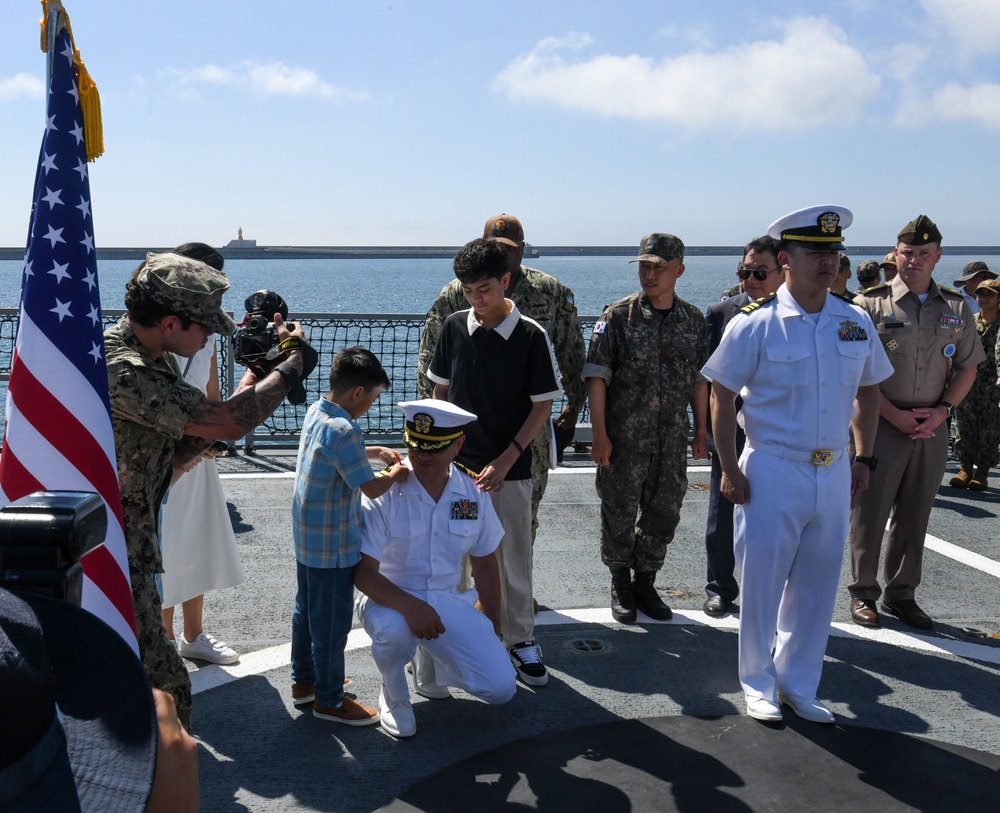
top-left (853, 277), bottom-right (986, 406)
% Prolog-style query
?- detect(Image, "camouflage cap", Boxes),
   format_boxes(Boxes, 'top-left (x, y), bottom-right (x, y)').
top-left (897, 214), bottom-right (942, 246)
top-left (484, 214), bottom-right (525, 248)
top-left (137, 252), bottom-right (236, 335)
top-left (974, 277), bottom-right (1000, 295)
top-left (630, 233), bottom-right (685, 265)
top-left (856, 259), bottom-right (881, 284)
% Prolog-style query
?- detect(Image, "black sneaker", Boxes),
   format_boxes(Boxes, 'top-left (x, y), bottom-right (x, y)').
top-left (508, 640), bottom-right (549, 686)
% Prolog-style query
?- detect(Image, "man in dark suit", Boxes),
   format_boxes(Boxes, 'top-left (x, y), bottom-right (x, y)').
top-left (702, 236), bottom-right (784, 617)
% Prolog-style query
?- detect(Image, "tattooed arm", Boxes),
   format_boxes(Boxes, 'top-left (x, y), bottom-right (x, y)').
top-left (172, 315), bottom-right (306, 475)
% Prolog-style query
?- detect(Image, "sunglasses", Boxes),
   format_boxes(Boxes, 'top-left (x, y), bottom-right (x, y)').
top-left (736, 265), bottom-right (775, 281)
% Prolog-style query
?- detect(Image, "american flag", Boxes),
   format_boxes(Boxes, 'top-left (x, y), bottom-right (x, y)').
top-left (0, 25), bottom-right (137, 651)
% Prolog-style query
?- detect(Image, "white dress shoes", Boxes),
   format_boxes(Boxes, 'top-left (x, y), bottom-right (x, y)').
top-left (379, 686), bottom-right (416, 738)
top-left (778, 692), bottom-right (835, 724)
top-left (745, 696), bottom-right (782, 721)
top-left (409, 647), bottom-right (451, 700)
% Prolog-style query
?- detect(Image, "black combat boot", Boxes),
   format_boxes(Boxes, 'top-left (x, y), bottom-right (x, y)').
top-left (610, 568), bottom-right (637, 624)
top-left (633, 571), bottom-right (673, 620)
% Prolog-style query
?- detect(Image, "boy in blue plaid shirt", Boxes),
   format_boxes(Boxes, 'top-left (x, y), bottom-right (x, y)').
top-left (291, 346), bottom-right (408, 725)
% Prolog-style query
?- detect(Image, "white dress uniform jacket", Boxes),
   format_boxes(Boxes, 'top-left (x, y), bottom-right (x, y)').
top-left (701, 285), bottom-right (893, 701)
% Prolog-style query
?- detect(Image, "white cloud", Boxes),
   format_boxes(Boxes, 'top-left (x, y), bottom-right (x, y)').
top-left (921, 0), bottom-right (1000, 56)
top-left (492, 18), bottom-right (880, 133)
top-left (163, 60), bottom-right (367, 102)
top-left (0, 73), bottom-right (45, 102)
top-left (902, 81), bottom-right (1000, 129)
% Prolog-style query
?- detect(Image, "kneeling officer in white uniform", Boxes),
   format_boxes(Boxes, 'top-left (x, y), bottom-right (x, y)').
top-left (355, 399), bottom-right (517, 738)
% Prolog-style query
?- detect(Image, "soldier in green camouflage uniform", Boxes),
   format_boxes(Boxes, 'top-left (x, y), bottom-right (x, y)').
top-left (416, 214), bottom-right (586, 542)
top-left (584, 233), bottom-right (710, 623)
top-left (106, 252), bottom-right (315, 728)
top-left (951, 278), bottom-right (1000, 490)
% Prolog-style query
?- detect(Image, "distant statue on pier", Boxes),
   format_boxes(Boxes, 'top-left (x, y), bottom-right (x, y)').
top-left (238, 227), bottom-right (243, 241)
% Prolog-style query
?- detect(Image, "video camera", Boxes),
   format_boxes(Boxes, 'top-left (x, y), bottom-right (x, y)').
top-left (0, 491), bottom-right (108, 606)
top-left (232, 289), bottom-right (312, 405)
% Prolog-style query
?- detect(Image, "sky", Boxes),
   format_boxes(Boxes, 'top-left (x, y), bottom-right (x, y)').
top-left (2, 0), bottom-right (1000, 248)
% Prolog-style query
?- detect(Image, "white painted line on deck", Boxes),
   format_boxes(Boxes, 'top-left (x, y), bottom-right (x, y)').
top-left (924, 533), bottom-right (1000, 580)
top-left (190, 606), bottom-right (1000, 695)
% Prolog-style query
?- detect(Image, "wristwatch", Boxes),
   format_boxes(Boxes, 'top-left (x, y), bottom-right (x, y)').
top-left (937, 400), bottom-right (955, 417)
top-left (854, 455), bottom-right (878, 471)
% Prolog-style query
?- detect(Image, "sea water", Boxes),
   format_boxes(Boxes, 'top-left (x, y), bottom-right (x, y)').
top-left (0, 253), bottom-right (986, 318)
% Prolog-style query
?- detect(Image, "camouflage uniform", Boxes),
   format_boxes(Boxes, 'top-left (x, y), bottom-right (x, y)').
top-left (102, 254), bottom-right (235, 729)
top-left (583, 293), bottom-right (709, 572)
top-left (105, 317), bottom-right (205, 728)
top-left (417, 266), bottom-right (587, 539)
top-left (953, 312), bottom-right (1000, 470)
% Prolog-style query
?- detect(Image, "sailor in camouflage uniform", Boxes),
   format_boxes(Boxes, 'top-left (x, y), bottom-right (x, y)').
top-left (584, 233), bottom-right (709, 623)
top-left (106, 252), bottom-right (316, 728)
top-left (950, 277), bottom-right (1000, 490)
top-left (417, 214), bottom-right (586, 543)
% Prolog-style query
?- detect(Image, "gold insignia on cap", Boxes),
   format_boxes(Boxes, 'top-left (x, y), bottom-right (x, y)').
top-left (414, 413), bottom-right (432, 434)
top-left (818, 212), bottom-right (840, 234)
top-left (922, 232), bottom-right (929, 240)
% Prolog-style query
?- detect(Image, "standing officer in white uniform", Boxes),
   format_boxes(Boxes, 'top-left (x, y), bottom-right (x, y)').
top-left (355, 400), bottom-right (517, 738)
top-left (702, 205), bottom-right (892, 724)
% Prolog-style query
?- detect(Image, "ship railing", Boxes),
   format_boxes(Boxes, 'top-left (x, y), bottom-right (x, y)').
top-left (0, 309), bottom-right (599, 454)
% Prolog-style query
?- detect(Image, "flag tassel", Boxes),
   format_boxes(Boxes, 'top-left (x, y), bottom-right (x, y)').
top-left (40, 0), bottom-right (104, 161)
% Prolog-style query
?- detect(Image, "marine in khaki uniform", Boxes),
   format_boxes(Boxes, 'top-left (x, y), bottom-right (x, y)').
top-left (106, 251), bottom-right (317, 728)
top-left (416, 214), bottom-right (587, 544)
top-left (848, 215), bottom-right (987, 630)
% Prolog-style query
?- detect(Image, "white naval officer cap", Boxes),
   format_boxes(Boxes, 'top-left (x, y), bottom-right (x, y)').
top-left (767, 205), bottom-right (853, 251)
top-left (399, 399), bottom-right (477, 451)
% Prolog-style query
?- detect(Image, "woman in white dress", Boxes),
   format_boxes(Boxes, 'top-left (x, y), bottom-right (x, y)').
top-left (158, 243), bottom-right (244, 664)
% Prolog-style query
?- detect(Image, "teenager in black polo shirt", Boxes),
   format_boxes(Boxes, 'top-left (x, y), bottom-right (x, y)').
top-left (428, 237), bottom-right (562, 686)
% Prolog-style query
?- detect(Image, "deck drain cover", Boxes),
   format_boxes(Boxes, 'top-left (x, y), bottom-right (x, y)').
top-left (567, 637), bottom-right (610, 654)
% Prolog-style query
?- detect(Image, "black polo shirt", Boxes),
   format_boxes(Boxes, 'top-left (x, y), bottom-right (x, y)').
top-left (428, 303), bottom-right (561, 480)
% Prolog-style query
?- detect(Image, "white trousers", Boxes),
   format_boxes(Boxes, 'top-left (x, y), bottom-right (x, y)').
top-left (735, 446), bottom-right (849, 701)
top-left (357, 588), bottom-right (516, 705)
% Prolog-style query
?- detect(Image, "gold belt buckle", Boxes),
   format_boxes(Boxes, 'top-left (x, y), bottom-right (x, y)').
top-left (811, 449), bottom-right (834, 467)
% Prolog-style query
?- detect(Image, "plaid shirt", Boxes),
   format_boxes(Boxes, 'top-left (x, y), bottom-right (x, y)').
top-left (292, 398), bottom-right (375, 568)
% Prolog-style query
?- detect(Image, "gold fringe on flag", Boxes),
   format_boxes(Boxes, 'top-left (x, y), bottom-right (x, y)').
top-left (39, 0), bottom-right (105, 161)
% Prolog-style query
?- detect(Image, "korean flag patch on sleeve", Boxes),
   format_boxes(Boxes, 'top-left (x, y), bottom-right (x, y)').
top-left (593, 321), bottom-right (607, 334)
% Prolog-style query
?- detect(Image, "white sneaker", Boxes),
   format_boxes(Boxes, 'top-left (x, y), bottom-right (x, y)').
top-left (508, 641), bottom-right (549, 687)
top-left (379, 687), bottom-right (416, 738)
top-left (177, 632), bottom-right (239, 665)
top-left (409, 647), bottom-right (450, 700)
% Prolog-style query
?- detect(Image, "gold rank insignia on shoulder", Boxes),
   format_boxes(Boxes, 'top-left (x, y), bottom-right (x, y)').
top-left (451, 499), bottom-right (478, 520)
top-left (830, 290), bottom-right (856, 303)
top-left (940, 285), bottom-right (961, 296)
top-left (454, 461), bottom-right (479, 479)
top-left (838, 319), bottom-right (868, 341)
top-left (739, 292), bottom-right (777, 314)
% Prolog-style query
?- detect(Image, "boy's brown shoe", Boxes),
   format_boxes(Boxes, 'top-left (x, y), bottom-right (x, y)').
top-left (292, 678), bottom-right (353, 706)
top-left (950, 468), bottom-right (972, 488)
top-left (968, 467), bottom-right (990, 491)
top-left (313, 697), bottom-right (380, 726)
top-left (291, 683), bottom-right (315, 706)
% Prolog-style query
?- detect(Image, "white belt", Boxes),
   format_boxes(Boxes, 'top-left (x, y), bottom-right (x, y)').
top-left (747, 441), bottom-right (847, 467)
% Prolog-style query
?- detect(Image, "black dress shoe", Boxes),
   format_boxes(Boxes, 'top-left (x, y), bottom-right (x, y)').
top-left (881, 599), bottom-right (933, 630)
top-left (703, 595), bottom-right (731, 618)
top-left (850, 598), bottom-right (880, 628)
